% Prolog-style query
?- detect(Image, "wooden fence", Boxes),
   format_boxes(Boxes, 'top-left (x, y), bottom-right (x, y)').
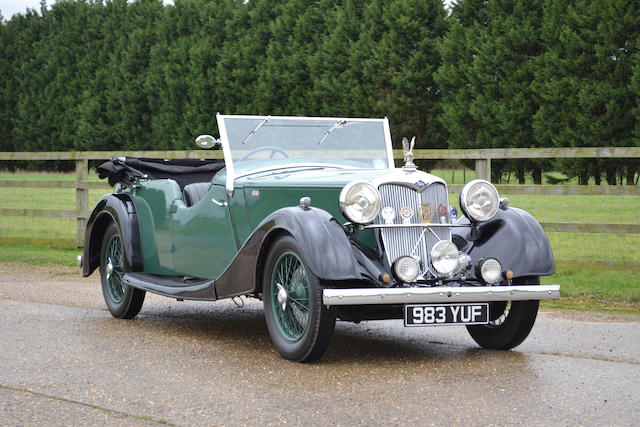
top-left (1, 147), bottom-right (639, 272)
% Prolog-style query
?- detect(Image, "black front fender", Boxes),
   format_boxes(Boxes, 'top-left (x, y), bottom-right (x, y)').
top-left (214, 206), bottom-right (361, 299)
top-left (452, 207), bottom-right (555, 278)
top-left (82, 193), bottom-right (143, 277)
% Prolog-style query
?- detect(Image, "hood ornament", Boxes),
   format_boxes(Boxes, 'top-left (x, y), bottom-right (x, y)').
top-left (402, 136), bottom-right (416, 170)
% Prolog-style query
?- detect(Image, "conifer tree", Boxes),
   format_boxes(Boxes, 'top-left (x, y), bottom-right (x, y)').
top-left (533, 0), bottom-right (639, 184)
top-left (253, 0), bottom-right (333, 115)
top-left (437, 0), bottom-right (547, 183)
top-left (370, 0), bottom-right (448, 149)
top-left (308, 0), bottom-right (370, 117)
top-left (213, 0), bottom-right (287, 117)
top-left (630, 44), bottom-right (640, 184)
top-left (0, 11), bottom-right (13, 152)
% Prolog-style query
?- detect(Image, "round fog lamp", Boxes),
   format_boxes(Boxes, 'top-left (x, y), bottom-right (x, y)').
top-left (478, 258), bottom-right (502, 284)
top-left (430, 240), bottom-right (459, 276)
top-left (393, 256), bottom-right (420, 283)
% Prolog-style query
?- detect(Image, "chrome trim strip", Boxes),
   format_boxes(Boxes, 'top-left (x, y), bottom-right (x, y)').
top-left (216, 112), bottom-right (235, 196)
top-left (382, 117), bottom-right (394, 168)
top-left (322, 285), bottom-right (560, 306)
top-left (371, 169), bottom-right (446, 192)
top-left (218, 114), bottom-right (388, 122)
top-left (361, 223), bottom-right (471, 229)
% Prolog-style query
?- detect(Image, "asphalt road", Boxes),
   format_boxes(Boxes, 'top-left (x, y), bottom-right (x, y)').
top-left (1, 263), bottom-right (639, 426)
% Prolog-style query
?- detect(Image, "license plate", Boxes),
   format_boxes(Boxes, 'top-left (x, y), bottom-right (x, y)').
top-left (404, 303), bottom-right (489, 327)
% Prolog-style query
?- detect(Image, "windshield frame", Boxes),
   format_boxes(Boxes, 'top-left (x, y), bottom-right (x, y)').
top-left (216, 113), bottom-right (394, 195)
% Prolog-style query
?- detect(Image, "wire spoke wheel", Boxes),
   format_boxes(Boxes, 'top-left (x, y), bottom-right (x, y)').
top-left (100, 222), bottom-right (145, 319)
top-left (271, 251), bottom-right (310, 341)
top-left (105, 234), bottom-right (126, 303)
top-left (263, 235), bottom-right (336, 362)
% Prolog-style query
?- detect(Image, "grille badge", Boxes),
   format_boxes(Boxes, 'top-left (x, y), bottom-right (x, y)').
top-left (381, 206), bottom-right (396, 224)
top-left (419, 203), bottom-right (434, 223)
top-left (400, 206), bottom-right (414, 224)
top-left (415, 180), bottom-right (426, 188)
top-left (449, 206), bottom-right (458, 219)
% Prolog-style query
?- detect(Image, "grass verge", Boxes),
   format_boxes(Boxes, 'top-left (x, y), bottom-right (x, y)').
top-left (0, 244), bottom-right (80, 266)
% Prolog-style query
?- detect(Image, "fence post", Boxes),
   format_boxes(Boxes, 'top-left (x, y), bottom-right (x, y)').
top-left (75, 159), bottom-right (88, 248)
top-left (475, 157), bottom-right (491, 181)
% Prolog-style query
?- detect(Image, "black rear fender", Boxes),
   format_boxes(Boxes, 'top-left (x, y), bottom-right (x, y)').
top-left (82, 194), bottom-right (143, 277)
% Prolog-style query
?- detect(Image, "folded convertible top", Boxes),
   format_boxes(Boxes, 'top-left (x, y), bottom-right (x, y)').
top-left (97, 157), bottom-right (225, 189)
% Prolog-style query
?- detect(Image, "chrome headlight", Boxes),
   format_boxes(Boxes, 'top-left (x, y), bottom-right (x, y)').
top-left (339, 181), bottom-right (381, 224)
top-left (460, 179), bottom-right (499, 222)
top-left (430, 241), bottom-right (459, 276)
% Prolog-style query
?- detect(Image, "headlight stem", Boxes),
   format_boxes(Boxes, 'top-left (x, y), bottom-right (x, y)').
top-left (469, 223), bottom-right (480, 241)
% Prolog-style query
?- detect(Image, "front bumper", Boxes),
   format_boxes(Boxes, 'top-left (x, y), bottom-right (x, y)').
top-left (323, 284), bottom-right (560, 306)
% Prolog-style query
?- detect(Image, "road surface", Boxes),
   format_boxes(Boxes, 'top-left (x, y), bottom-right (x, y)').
top-left (1, 263), bottom-right (639, 425)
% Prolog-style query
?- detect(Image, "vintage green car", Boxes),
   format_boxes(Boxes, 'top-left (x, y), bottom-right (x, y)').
top-left (80, 114), bottom-right (559, 362)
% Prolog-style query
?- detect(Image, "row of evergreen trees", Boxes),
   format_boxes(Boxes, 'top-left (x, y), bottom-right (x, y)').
top-left (1, 0), bottom-right (638, 183)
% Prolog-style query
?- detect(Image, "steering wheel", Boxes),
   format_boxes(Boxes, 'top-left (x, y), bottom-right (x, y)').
top-left (240, 146), bottom-right (290, 160)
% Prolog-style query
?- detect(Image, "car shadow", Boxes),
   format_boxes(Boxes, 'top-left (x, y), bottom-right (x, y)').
top-left (95, 298), bottom-right (533, 367)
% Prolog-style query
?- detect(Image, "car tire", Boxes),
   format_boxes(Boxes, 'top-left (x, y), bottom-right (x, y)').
top-left (100, 222), bottom-right (145, 319)
top-left (466, 277), bottom-right (540, 350)
top-left (263, 235), bottom-right (336, 362)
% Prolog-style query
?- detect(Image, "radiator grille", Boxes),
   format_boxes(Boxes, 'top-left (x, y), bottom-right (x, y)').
top-left (377, 183), bottom-right (451, 275)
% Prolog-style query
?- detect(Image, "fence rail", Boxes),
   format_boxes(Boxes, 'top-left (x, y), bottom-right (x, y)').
top-left (1, 148), bottom-right (638, 272)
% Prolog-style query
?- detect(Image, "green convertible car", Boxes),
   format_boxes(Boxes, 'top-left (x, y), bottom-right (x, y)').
top-left (80, 114), bottom-right (559, 362)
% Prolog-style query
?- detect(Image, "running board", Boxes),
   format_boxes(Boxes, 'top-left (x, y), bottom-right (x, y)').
top-left (123, 273), bottom-right (216, 301)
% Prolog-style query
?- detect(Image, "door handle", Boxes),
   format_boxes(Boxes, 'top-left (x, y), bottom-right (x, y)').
top-left (211, 198), bottom-right (228, 207)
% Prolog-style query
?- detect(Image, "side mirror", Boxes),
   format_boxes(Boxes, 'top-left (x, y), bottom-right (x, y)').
top-left (195, 134), bottom-right (221, 149)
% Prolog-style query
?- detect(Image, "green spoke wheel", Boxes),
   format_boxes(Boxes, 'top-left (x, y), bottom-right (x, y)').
top-left (100, 222), bottom-right (145, 319)
top-left (271, 251), bottom-right (310, 341)
top-left (263, 235), bottom-right (336, 362)
top-left (105, 234), bottom-right (125, 303)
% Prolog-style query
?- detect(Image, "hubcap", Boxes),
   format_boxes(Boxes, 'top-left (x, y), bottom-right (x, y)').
top-left (106, 258), bottom-right (114, 280)
top-left (276, 283), bottom-right (288, 310)
top-left (104, 234), bottom-right (125, 304)
top-left (271, 251), bottom-right (310, 341)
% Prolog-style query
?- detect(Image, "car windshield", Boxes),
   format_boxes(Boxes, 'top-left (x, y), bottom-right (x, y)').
top-left (217, 115), bottom-right (392, 170)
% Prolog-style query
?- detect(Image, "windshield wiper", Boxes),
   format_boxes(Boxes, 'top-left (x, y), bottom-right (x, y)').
top-left (242, 115), bottom-right (271, 144)
top-left (318, 119), bottom-right (348, 145)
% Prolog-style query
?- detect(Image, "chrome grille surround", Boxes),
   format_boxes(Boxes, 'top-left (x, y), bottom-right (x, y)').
top-left (376, 182), bottom-right (451, 277)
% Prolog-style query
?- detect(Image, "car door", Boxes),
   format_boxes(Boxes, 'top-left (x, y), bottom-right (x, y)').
top-left (130, 179), bottom-right (184, 275)
top-left (172, 184), bottom-right (239, 279)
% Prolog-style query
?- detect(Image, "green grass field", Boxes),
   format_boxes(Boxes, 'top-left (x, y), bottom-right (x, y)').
top-left (1, 170), bottom-right (638, 313)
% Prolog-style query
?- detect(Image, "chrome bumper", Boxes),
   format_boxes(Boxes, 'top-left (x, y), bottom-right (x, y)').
top-left (323, 285), bottom-right (560, 306)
